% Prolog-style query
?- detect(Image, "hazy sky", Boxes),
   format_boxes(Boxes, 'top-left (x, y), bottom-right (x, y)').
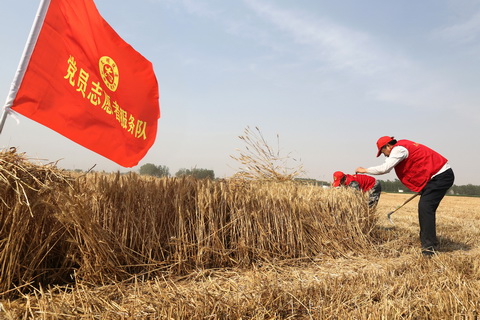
top-left (1, 0), bottom-right (479, 185)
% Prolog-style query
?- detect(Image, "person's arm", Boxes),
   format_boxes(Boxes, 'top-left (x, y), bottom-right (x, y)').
top-left (356, 146), bottom-right (408, 175)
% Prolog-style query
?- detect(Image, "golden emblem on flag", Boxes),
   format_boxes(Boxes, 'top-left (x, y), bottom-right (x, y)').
top-left (99, 56), bottom-right (119, 92)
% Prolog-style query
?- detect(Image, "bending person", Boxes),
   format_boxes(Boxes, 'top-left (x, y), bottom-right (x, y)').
top-left (356, 136), bottom-right (454, 256)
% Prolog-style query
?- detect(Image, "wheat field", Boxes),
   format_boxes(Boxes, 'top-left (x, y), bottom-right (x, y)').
top-left (1, 150), bottom-right (479, 319)
top-left (2, 193), bottom-right (479, 319)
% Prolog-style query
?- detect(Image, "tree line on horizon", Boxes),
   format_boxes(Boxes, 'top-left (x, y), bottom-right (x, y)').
top-left (263, 177), bottom-right (480, 197)
top-left (378, 178), bottom-right (480, 196)
top-left (134, 164), bottom-right (480, 196)
top-left (138, 163), bottom-right (215, 180)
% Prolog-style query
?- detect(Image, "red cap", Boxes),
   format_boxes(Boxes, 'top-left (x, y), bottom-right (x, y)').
top-left (332, 171), bottom-right (345, 187)
top-left (376, 136), bottom-right (394, 157)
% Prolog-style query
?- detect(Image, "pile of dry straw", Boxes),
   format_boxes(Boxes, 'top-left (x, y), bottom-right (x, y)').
top-left (0, 147), bottom-right (375, 296)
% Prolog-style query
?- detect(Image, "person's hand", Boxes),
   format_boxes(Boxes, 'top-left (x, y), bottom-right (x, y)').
top-left (355, 167), bottom-right (367, 174)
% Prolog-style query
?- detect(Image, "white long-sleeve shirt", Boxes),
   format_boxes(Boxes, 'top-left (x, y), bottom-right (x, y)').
top-left (366, 146), bottom-right (450, 177)
top-left (366, 146), bottom-right (408, 175)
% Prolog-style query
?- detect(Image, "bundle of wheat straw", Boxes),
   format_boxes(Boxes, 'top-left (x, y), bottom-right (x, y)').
top-left (0, 145), bottom-right (376, 295)
top-left (0, 149), bottom-right (75, 293)
top-left (74, 175), bottom-right (376, 275)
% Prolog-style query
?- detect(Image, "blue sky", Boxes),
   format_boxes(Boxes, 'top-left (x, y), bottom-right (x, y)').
top-left (1, 0), bottom-right (479, 185)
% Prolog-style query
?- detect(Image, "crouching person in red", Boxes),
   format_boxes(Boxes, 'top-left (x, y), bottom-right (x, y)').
top-left (332, 171), bottom-right (382, 208)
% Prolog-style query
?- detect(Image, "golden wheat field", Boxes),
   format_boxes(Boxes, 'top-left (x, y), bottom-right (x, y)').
top-left (0, 150), bottom-right (479, 319)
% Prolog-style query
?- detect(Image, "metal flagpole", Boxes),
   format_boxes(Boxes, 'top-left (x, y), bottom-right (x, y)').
top-left (0, 0), bottom-right (52, 135)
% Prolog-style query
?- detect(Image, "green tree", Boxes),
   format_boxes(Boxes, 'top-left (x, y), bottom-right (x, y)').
top-left (139, 163), bottom-right (170, 177)
top-left (379, 179), bottom-right (408, 193)
top-left (175, 168), bottom-right (215, 180)
top-left (175, 168), bottom-right (190, 177)
top-left (451, 184), bottom-right (480, 196)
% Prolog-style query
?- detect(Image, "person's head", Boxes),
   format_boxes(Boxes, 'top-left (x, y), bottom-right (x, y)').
top-left (376, 136), bottom-right (397, 157)
top-left (332, 171), bottom-right (346, 187)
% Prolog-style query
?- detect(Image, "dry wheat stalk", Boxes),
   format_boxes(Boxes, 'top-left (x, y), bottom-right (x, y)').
top-left (230, 126), bottom-right (304, 181)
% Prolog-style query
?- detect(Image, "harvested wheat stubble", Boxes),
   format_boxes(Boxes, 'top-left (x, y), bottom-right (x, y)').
top-left (3, 249), bottom-right (480, 319)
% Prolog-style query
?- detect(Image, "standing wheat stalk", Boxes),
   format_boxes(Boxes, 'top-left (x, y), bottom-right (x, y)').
top-left (230, 126), bottom-right (304, 181)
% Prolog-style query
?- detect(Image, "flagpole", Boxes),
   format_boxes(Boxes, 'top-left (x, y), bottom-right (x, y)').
top-left (0, 0), bottom-right (51, 135)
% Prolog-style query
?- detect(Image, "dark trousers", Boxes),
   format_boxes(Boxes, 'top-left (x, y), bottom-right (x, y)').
top-left (418, 168), bottom-right (455, 249)
top-left (368, 180), bottom-right (382, 208)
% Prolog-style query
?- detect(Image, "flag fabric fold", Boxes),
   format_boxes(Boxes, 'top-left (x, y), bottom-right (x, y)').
top-left (9, 0), bottom-right (160, 167)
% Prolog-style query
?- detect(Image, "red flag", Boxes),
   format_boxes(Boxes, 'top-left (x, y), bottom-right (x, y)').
top-left (10, 0), bottom-right (160, 167)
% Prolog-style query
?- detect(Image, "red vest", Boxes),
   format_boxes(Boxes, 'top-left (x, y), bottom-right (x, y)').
top-left (345, 174), bottom-right (376, 191)
top-left (393, 140), bottom-right (448, 192)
